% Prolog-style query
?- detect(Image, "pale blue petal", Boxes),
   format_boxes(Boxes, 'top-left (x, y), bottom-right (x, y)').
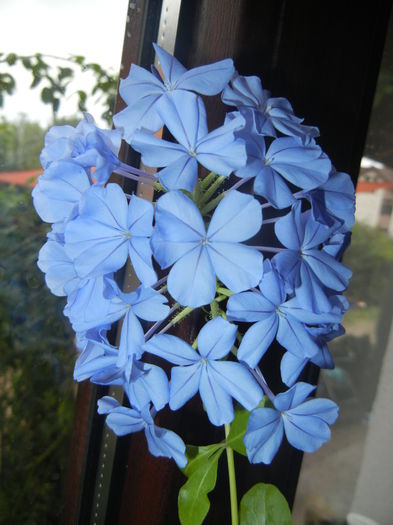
top-left (175, 59), bottom-right (235, 95)
top-left (167, 246), bottom-right (216, 307)
top-left (207, 190), bottom-right (262, 242)
top-left (158, 155), bottom-right (198, 192)
top-left (113, 97), bottom-right (163, 141)
top-left (266, 137), bottom-right (331, 190)
top-left (117, 310), bottom-right (145, 367)
top-left (237, 315), bottom-right (278, 368)
top-left (227, 291), bottom-right (275, 323)
top-left (145, 425), bottom-right (187, 468)
top-left (288, 398), bottom-right (338, 424)
top-left (196, 117), bottom-right (247, 175)
top-left (118, 63), bottom-right (164, 105)
top-left (127, 286), bottom-right (169, 321)
top-left (32, 160), bottom-right (90, 223)
top-left (209, 361), bottom-right (262, 410)
top-left (143, 334), bottom-right (199, 365)
top-left (207, 242), bottom-right (263, 293)
top-left (128, 194), bottom-right (154, 236)
top-left (276, 315), bottom-right (320, 359)
top-left (303, 250), bottom-right (352, 292)
top-left (273, 382), bottom-right (316, 411)
top-left (244, 408), bottom-right (284, 464)
top-left (97, 396), bottom-right (121, 414)
top-left (274, 204), bottom-right (304, 250)
top-left (199, 365), bottom-right (234, 425)
top-left (283, 414), bottom-right (331, 453)
top-left (169, 363), bottom-right (202, 410)
top-left (38, 239), bottom-right (80, 296)
top-left (280, 352), bottom-right (308, 387)
top-left (156, 91), bottom-right (208, 148)
top-left (222, 74), bottom-right (264, 108)
top-left (130, 129), bottom-right (186, 166)
top-left (197, 317), bottom-right (237, 359)
top-left (128, 361), bottom-right (169, 411)
top-left (254, 167), bottom-right (295, 209)
top-left (152, 191), bottom-right (205, 264)
top-left (153, 43), bottom-right (187, 84)
top-left (106, 408), bottom-right (145, 436)
top-left (129, 236), bottom-right (157, 286)
top-left (258, 263), bottom-right (286, 305)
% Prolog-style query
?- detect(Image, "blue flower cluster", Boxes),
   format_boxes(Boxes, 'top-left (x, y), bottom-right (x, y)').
top-left (33, 44), bottom-right (355, 468)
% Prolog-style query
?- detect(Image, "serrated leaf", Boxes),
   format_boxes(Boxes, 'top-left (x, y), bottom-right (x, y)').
top-left (240, 483), bottom-right (292, 525)
top-left (178, 444), bottom-right (224, 525)
top-left (227, 398), bottom-right (266, 456)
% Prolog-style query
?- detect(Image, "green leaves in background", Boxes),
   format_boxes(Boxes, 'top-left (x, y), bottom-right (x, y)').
top-left (240, 483), bottom-right (292, 525)
top-left (0, 52), bottom-right (117, 123)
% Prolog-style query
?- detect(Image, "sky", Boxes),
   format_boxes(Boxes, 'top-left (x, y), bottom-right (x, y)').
top-left (0, 0), bottom-right (129, 126)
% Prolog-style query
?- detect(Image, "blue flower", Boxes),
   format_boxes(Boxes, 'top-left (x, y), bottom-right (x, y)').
top-left (151, 190), bottom-right (263, 306)
top-left (144, 317), bottom-right (263, 426)
top-left (32, 160), bottom-right (90, 223)
top-left (244, 382), bottom-right (338, 464)
top-left (64, 274), bottom-right (114, 333)
top-left (74, 332), bottom-right (169, 412)
top-left (234, 134), bottom-right (331, 209)
top-left (303, 170), bottom-right (355, 231)
top-left (273, 204), bottom-right (352, 311)
top-left (37, 239), bottom-right (81, 296)
top-left (40, 113), bottom-right (121, 184)
top-left (130, 91), bottom-right (246, 192)
top-left (97, 397), bottom-right (186, 468)
top-left (222, 74), bottom-right (319, 139)
top-left (65, 183), bottom-right (157, 285)
top-left (227, 260), bottom-right (342, 368)
top-left (113, 43), bottom-right (234, 141)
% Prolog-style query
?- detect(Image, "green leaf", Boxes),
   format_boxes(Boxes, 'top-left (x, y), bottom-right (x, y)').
top-left (240, 483), bottom-right (292, 525)
top-left (178, 444), bottom-right (224, 525)
top-left (226, 406), bottom-right (250, 456)
top-left (41, 87), bottom-right (54, 103)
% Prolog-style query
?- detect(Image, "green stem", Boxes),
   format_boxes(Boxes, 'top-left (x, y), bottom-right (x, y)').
top-left (225, 424), bottom-right (239, 525)
top-left (199, 176), bottom-right (226, 207)
top-left (200, 190), bottom-right (227, 215)
top-left (199, 171), bottom-right (217, 190)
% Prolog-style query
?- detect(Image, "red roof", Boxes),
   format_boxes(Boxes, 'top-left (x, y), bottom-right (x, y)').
top-left (356, 181), bottom-right (393, 192)
top-left (0, 169), bottom-right (41, 186)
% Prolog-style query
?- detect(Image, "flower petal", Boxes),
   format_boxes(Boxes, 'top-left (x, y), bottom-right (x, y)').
top-left (237, 315), bottom-right (279, 368)
top-left (197, 317), bottom-right (237, 359)
top-left (207, 242), bottom-right (263, 293)
top-left (244, 407), bottom-right (284, 464)
top-left (207, 190), bottom-right (262, 242)
top-left (199, 365), bottom-right (234, 425)
top-left (167, 246), bottom-right (216, 307)
top-left (175, 59), bottom-right (235, 95)
top-left (169, 363), bottom-right (202, 410)
top-left (144, 334), bottom-right (199, 365)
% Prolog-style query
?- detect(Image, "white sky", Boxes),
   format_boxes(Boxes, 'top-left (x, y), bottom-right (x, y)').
top-left (0, 0), bottom-right (129, 126)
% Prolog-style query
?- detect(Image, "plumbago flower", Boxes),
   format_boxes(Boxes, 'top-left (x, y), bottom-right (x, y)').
top-left (32, 43), bottom-right (355, 524)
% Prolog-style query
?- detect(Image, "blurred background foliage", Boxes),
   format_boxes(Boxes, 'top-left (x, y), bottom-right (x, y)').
top-left (0, 184), bottom-right (76, 524)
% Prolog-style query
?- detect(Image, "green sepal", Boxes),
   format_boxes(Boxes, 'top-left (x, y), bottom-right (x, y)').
top-left (240, 483), bottom-right (292, 525)
top-left (178, 444), bottom-right (224, 525)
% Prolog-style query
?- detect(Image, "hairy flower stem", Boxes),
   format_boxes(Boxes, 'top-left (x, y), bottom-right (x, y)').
top-left (230, 176), bottom-right (253, 191)
top-left (225, 424), bottom-right (239, 525)
top-left (157, 306), bottom-right (194, 335)
top-left (119, 161), bottom-right (157, 180)
top-left (151, 276), bottom-right (167, 289)
top-left (199, 171), bottom-right (218, 190)
top-left (200, 178), bottom-right (252, 215)
top-left (114, 167), bottom-right (157, 186)
top-left (199, 175), bottom-right (227, 207)
top-left (144, 303), bottom-right (180, 341)
top-left (250, 366), bottom-right (275, 401)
